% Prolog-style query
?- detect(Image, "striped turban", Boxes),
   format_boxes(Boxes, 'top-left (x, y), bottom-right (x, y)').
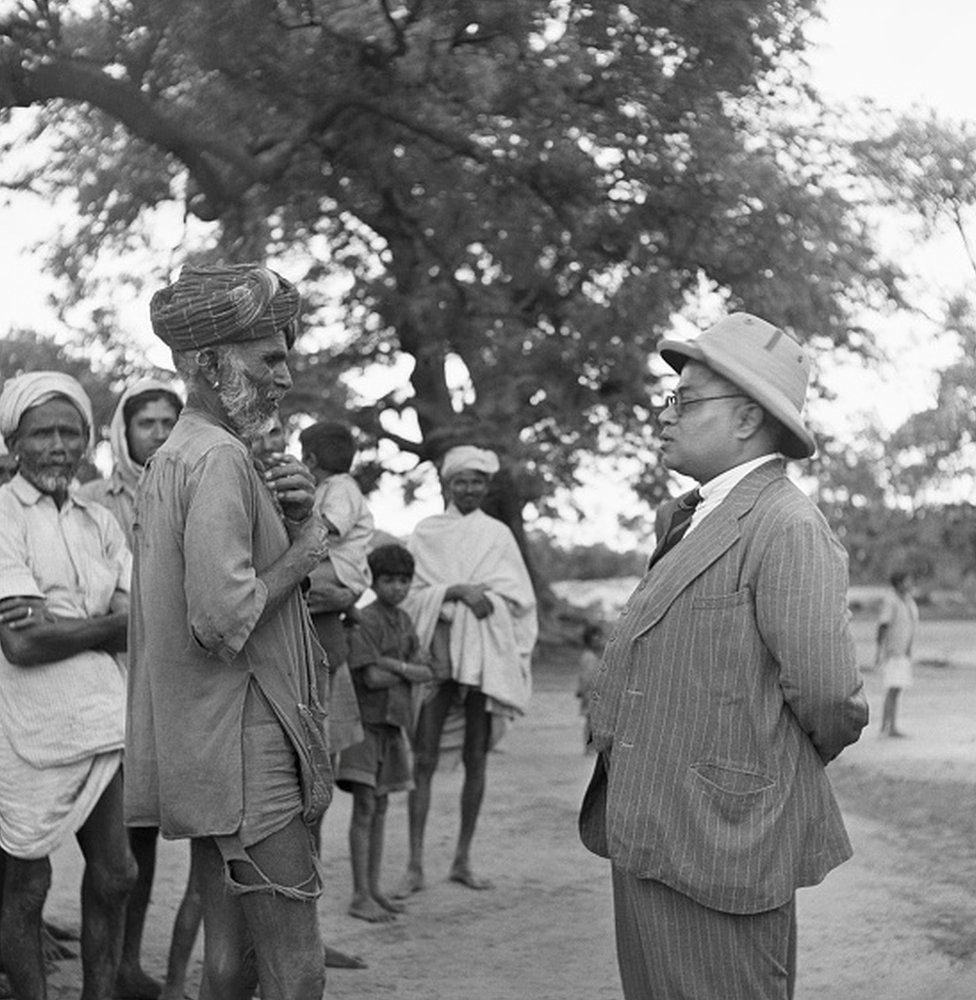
top-left (0, 371), bottom-right (94, 448)
top-left (440, 445), bottom-right (500, 482)
top-left (149, 263), bottom-right (301, 351)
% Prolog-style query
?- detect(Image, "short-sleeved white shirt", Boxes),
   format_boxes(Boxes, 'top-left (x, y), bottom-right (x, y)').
top-left (0, 474), bottom-right (129, 766)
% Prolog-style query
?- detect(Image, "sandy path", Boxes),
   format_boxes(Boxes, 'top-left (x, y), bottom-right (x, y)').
top-left (42, 625), bottom-right (976, 999)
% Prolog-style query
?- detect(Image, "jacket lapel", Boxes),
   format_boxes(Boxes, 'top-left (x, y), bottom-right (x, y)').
top-left (634, 461), bottom-right (786, 637)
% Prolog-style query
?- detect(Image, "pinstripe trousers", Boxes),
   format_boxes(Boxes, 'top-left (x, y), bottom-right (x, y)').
top-left (611, 866), bottom-right (796, 1000)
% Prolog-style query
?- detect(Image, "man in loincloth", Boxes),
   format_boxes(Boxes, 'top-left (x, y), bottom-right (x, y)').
top-left (78, 376), bottom-right (183, 999)
top-left (0, 371), bottom-right (136, 1000)
top-left (395, 445), bottom-right (538, 896)
top-left (125, 263), bottom-right (333, 1000)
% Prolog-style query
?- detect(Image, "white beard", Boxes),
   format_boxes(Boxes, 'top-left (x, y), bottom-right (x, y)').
top-left (218, 352), bottom-right (280, 439)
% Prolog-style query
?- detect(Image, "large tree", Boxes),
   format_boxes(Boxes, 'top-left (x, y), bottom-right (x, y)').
top-left (1, 0), bottom-right (895, 535)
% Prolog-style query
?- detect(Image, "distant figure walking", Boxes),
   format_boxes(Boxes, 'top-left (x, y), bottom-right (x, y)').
top-left (876, 571), bottom-right (918, 738)
top-left (576, 623), bottom-right (604, 753)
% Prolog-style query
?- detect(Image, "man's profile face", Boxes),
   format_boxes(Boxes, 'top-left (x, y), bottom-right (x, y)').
top-left (127, 397), bottom-right (179, 465)
top-left (12, 398), bottom-right (87, 498)
top-left (657, 360), bottom-right (744, 484)
top-left (447, 469), bottom-right (490, 515)
top-left (216, 331), bottom-right (292, 438)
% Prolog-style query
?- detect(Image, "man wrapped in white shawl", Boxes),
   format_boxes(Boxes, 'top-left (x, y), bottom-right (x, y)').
top-left (396, 445), bottom-right (537, 896)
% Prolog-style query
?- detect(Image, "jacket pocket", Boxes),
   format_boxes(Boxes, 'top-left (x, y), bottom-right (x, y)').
top-left (690, 587), bottom-right (751, 610)
top-left (689, 760), bottom-right (775, 824)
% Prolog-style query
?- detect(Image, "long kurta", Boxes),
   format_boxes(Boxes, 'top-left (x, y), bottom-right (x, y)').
top-left (0, 474), bottom-right (130, 858)
top-left (125, 409), bottom-right (325, 838)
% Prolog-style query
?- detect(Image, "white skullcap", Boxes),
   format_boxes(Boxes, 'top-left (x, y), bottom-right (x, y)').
top-left (0, 371), bottom-right (95, 448)
top-left (440, 445), bottom-right (500, 482)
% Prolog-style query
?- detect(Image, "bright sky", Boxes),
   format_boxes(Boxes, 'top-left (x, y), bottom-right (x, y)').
top-left (2, 1), bottom-right (975, 541)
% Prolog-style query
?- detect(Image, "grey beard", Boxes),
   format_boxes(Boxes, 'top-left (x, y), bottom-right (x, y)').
top-left (21, 466), bottom-right (72, 496)
top-left (218, 356), bottom-right (278, 439)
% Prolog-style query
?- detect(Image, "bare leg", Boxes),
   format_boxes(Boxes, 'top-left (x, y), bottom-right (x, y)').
top-left (886, 688), bottom-right (906, 737)
top-left (193, 839), bottom-right (256, 1000)
top-left (75, 770), bottom-right (139, 1000)
top-left (160, 850), bottom-right (203, 1000)
top-left (367, 794), bottom-right (403, 914)
top-left (0, 854), bottom-right (51, 1000)
top-left (233, 818), bottom-right (324, 1000)
top-left (116, 826), bottom-right (162, 998)
top-left (394, 684), bottom-right (453, 899)
top-left (348, 786), bottom-right (395, 922)
top-left (449, 690), bottom-right (493, 890)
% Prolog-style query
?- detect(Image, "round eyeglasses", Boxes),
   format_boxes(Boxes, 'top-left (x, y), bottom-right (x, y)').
top-left (661, 392), bottom-right (747, 416)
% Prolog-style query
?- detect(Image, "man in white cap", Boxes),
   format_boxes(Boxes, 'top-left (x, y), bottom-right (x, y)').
top-left (395, 445), bottom-right (537, 896)
top-left (0, 371), bottom-right (135, 1000)
top-left (579, 313), bottom-right (869, 999)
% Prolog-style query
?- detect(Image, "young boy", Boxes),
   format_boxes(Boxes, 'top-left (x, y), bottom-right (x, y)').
top-left (299, 420), bottom-right (374, 754)
top-left (875, 569), bottom-right (918, 737)
top-left (338, 544), bottom-right (433, 922)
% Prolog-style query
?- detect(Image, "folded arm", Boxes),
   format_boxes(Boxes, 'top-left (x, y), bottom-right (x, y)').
top-left (0, 596), bottom-right (127, 666)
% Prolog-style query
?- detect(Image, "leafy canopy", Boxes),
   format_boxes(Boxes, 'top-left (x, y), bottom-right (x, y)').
top-left (1, 0), bottom-right (895, 518)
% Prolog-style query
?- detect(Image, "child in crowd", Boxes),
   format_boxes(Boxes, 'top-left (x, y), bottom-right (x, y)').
top-left (300, 421), bottom-right (374, 618)
top-left (299, 421), bottom-right (374, 753)
top-left (576, 622), bottom-right (604, 753)
top-left (876, 569), bottom-right (919, 737)
top-left (338, 544), bottom-right (433, 922)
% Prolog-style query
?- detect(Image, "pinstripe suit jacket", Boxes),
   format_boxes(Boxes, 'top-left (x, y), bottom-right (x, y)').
top-left (580, 459), bottom-right (868, 914)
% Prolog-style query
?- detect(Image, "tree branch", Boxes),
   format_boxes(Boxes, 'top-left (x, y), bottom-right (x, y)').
top-left (0, 48), bottom-right (258, 218)
top-left (952, 202), bottom-right (976, 281)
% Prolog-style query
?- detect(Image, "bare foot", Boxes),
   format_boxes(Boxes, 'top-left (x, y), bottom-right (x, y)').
top-left (43, 920), bottom-right (79, 942)
top-left (348, 896), bottom-right (398, 923)
top-left (888, 729), bottom-right (908, 738)
top-left (375, 892), bottom-right (406, 914)
top-left (391, 868), bottom-right (426, 900)
top-left (449, 863), bottom-right (493, 890)
top-left (323, 944), bottom-right (367, 970)
top-left (41, 926), bottom-right (76, 963)
top-left (114, 964), bottom-right (163, 999)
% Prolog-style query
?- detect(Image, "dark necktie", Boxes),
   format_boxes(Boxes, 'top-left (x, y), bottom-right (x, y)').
top-left (648, 488), bottom-right (702, 568)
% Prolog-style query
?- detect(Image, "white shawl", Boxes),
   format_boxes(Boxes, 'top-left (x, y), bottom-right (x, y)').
top-left (404, 506), bottom-right (537, 715)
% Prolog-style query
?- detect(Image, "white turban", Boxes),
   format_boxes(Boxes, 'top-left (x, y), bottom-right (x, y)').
top-left (440, 445), bottom-right (500, 482)
top-left (0, 372), bottom-right (94, 448)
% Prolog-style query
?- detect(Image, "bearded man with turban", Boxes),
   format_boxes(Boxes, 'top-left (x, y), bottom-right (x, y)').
top-left (394, 445), bottom-right (538, 898)
top-left (0, 371), bottom-right (136, 1000)
top-left (125, 264), bottom-right (333, 1000)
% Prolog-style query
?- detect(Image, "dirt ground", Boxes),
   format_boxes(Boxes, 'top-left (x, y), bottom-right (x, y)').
top-left (42, 617), bottom-right (976, 999)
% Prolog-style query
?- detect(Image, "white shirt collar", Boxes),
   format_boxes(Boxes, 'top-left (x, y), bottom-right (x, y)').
top-left (685, 454), bottom-right (779, 536)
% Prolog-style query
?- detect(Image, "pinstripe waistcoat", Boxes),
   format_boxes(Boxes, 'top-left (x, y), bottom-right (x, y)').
top-left (580, 460), bottom-right (868, 914)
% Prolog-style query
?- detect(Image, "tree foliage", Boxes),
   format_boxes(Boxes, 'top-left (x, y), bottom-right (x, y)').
top-left (854, 111), bottom-right (976, 280)
top-left (1, 0), bottom-right (897, 523)
top-left (853, 114), bottom-right (976, 506)
top-left (0, 327), bottom-right (165, 438)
